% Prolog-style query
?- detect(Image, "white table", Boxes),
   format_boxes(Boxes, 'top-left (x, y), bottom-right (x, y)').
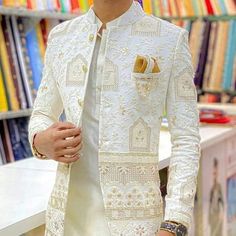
top-left (0, 159), bottom-right (57, 236)
top-left (1, 125), bottom-right (236, 236)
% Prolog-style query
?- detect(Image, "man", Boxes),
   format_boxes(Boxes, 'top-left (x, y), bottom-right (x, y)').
top-left (28, 0), bottom-right (201, 235)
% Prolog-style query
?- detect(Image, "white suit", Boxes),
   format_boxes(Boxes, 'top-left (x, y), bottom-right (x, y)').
top-left (28, 2), bottom-right (201, 235)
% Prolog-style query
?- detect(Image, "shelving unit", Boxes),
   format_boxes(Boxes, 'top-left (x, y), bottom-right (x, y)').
top-left (198, 89), bottom-right (236, 96)
top-left (0, 4), bottom-right (235, 133)
top-left (0, 7), bottom-right (235, 118)
top-left (161, 14), bottom-right (236, 21)
top-left (0, 6), bottom-right (81, 20)
top-left (0, 7), bottom-right (79, 121)
top-left (0, 6), bottom-right (235, 21)
top-left (0, 109), bottom-right (32, 120)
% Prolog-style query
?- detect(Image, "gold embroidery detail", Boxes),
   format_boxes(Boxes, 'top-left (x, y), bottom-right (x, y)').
top-left (65, 53), bottom-right (87, 87)
top-left (103, 58), bottom-right (119, 90)
top-left (129, 118), bottom-right (151, 152)
top-left (131, 17), bottom-right (161, 37)
top-left (99, 161), bottom-right (162, 221)
top-left (99, 151), bottom-right (157, 163)
top-left (99, 162), bottom-right (159, 184)
top-left (105, 206), bottom-right (163, 220)
top-left (175, 71), bottom-right (196, 101)
top-left (135, 79), bottom-right (152, 97)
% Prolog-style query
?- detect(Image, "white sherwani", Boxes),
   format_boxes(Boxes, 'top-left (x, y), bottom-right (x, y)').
top-left (28, 2), bottom-right (201, 236)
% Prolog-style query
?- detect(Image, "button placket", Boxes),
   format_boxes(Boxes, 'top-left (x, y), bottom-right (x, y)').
top-left (95, 32), bottom-right (106, 119)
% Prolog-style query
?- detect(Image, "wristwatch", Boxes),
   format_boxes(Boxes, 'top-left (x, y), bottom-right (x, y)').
top-left (160, 221), bottom-right (187, 236)
top-left (32, 134), bottom-right (48, 159)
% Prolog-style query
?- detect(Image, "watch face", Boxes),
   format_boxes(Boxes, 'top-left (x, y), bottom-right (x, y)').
top-left (176, 225), bottom-right (187, 236)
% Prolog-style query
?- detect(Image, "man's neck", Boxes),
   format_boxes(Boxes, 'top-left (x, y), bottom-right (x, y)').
top-left (93, 0), bottom-right (133, 25)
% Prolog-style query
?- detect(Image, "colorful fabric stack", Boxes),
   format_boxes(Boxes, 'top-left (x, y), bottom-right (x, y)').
top-left (186, 20), bottom-right (236, 97)
top-left (0, 15), bottom-right (60, 111)
top-left (138, 0), bottom-right (236, 17)
top-left (0, 0), bottom-right (94, 13)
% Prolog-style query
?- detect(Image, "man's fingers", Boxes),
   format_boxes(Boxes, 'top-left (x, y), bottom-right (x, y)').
top-left (59, 143), bottom-right (82, 156)
top-left (54, 122), bottom-right (77, 130)
top-left (58, 154), bottom-right (80, 164)
top-left (57, 127), bottom-right (81, 139)
top-left (60, 134), bottom-right (82, 148)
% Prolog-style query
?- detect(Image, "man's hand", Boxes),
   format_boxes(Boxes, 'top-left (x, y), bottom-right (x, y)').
top-left (156, 230), bottom-right (175, 236)
top-left (33, 122), bottom-right (82, 163)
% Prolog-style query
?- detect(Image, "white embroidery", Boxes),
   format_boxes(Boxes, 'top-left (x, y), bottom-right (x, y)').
top-left (176, 71), bottom-right (196, 100)
top-left (65, 54), bottom-right (88, 87)
top-left (129, 118), bottom-right (151, 152)
top-left (103, 58), bottom-right (119, 90)
top-left (131, 16), bottom-right (161, 36)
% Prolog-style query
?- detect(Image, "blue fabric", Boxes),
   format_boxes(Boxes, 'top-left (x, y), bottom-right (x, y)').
top-left (222, 20), bottom-right (236, 90)
top-left (25, 26), bottom-right (43, 91)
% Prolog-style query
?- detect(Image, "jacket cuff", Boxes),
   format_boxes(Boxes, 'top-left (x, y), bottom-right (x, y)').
top-left (164, 202), bottom-right (193, 229)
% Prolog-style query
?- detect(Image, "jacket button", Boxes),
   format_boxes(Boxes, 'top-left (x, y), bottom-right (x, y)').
top-left (82, 65), bottom-right (88, 73)
top-left (89, 34), bottom-right (94, 42)
top-left (78, 99), bottom-right (84, 107)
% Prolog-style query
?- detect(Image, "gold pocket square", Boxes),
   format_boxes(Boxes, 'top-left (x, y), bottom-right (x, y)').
top-left (133, 55), bottom-right (160, 98)
top-left (133, 55), bottom-right (160, 74)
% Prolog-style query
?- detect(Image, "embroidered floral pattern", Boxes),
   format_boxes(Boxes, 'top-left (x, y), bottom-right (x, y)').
top-left (65, 54), bottom-right (88, 87)
top-left (129, 118), bottom-right (151, 152)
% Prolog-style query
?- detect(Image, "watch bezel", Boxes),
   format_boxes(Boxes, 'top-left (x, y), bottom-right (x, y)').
top-left (175, 224), bottom-right (187, 236)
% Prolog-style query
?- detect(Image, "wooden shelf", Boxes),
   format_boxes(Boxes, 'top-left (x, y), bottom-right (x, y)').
top-left (0, 6), bottom-right (82, 20)
top-left (0, 109), bottom-right (32, 120)
top-left (157, 14), bottom-right (236, 21)
top-left (198, 89), bottom-right (236, 96)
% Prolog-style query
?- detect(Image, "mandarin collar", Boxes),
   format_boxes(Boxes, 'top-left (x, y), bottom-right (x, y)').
top-left (85, 1), bottom-right (146, 27)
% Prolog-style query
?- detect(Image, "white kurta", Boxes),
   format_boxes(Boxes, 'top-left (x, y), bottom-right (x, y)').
top-left (63, 13), bottom-right (122, 236)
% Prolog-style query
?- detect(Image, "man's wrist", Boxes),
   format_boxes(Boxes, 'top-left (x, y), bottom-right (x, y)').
top-left (159, 228), bottom-right (175, 235)
top-left (32, 133), bottom-right (48, 159)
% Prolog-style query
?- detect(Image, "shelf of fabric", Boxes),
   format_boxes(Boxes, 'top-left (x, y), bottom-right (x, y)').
top-left (0, 108), bottom-right (32, 120)
top-left (0, 6), bottom-right (81, 20)
top-left (1, 6), bottom-right (235, 21)
top-left (198, 89), bottom-right (236, 96)
top-left (160, 14), bottom-right (236, 21)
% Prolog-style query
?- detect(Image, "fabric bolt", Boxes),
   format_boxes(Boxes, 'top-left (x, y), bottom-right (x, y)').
top-left (194, 20), bottom-right (211, 89)
top-left (202, 22), bottom-right (218, 90)
top-left (223, 20), bottom-right (236, 90)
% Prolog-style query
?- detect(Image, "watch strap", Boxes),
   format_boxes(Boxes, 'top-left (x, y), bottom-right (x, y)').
top-left (160, 221), bottom-right (187, 236)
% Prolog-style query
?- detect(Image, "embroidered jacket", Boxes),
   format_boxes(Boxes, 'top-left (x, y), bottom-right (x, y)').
top-left (28, 2), bottom-right (201, 235)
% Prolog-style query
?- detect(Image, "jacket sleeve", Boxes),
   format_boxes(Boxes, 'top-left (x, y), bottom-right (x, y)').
top-left (164, 29), bottom-right (201, 228)
top-left (28, 28), bottom-right (64, 155)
